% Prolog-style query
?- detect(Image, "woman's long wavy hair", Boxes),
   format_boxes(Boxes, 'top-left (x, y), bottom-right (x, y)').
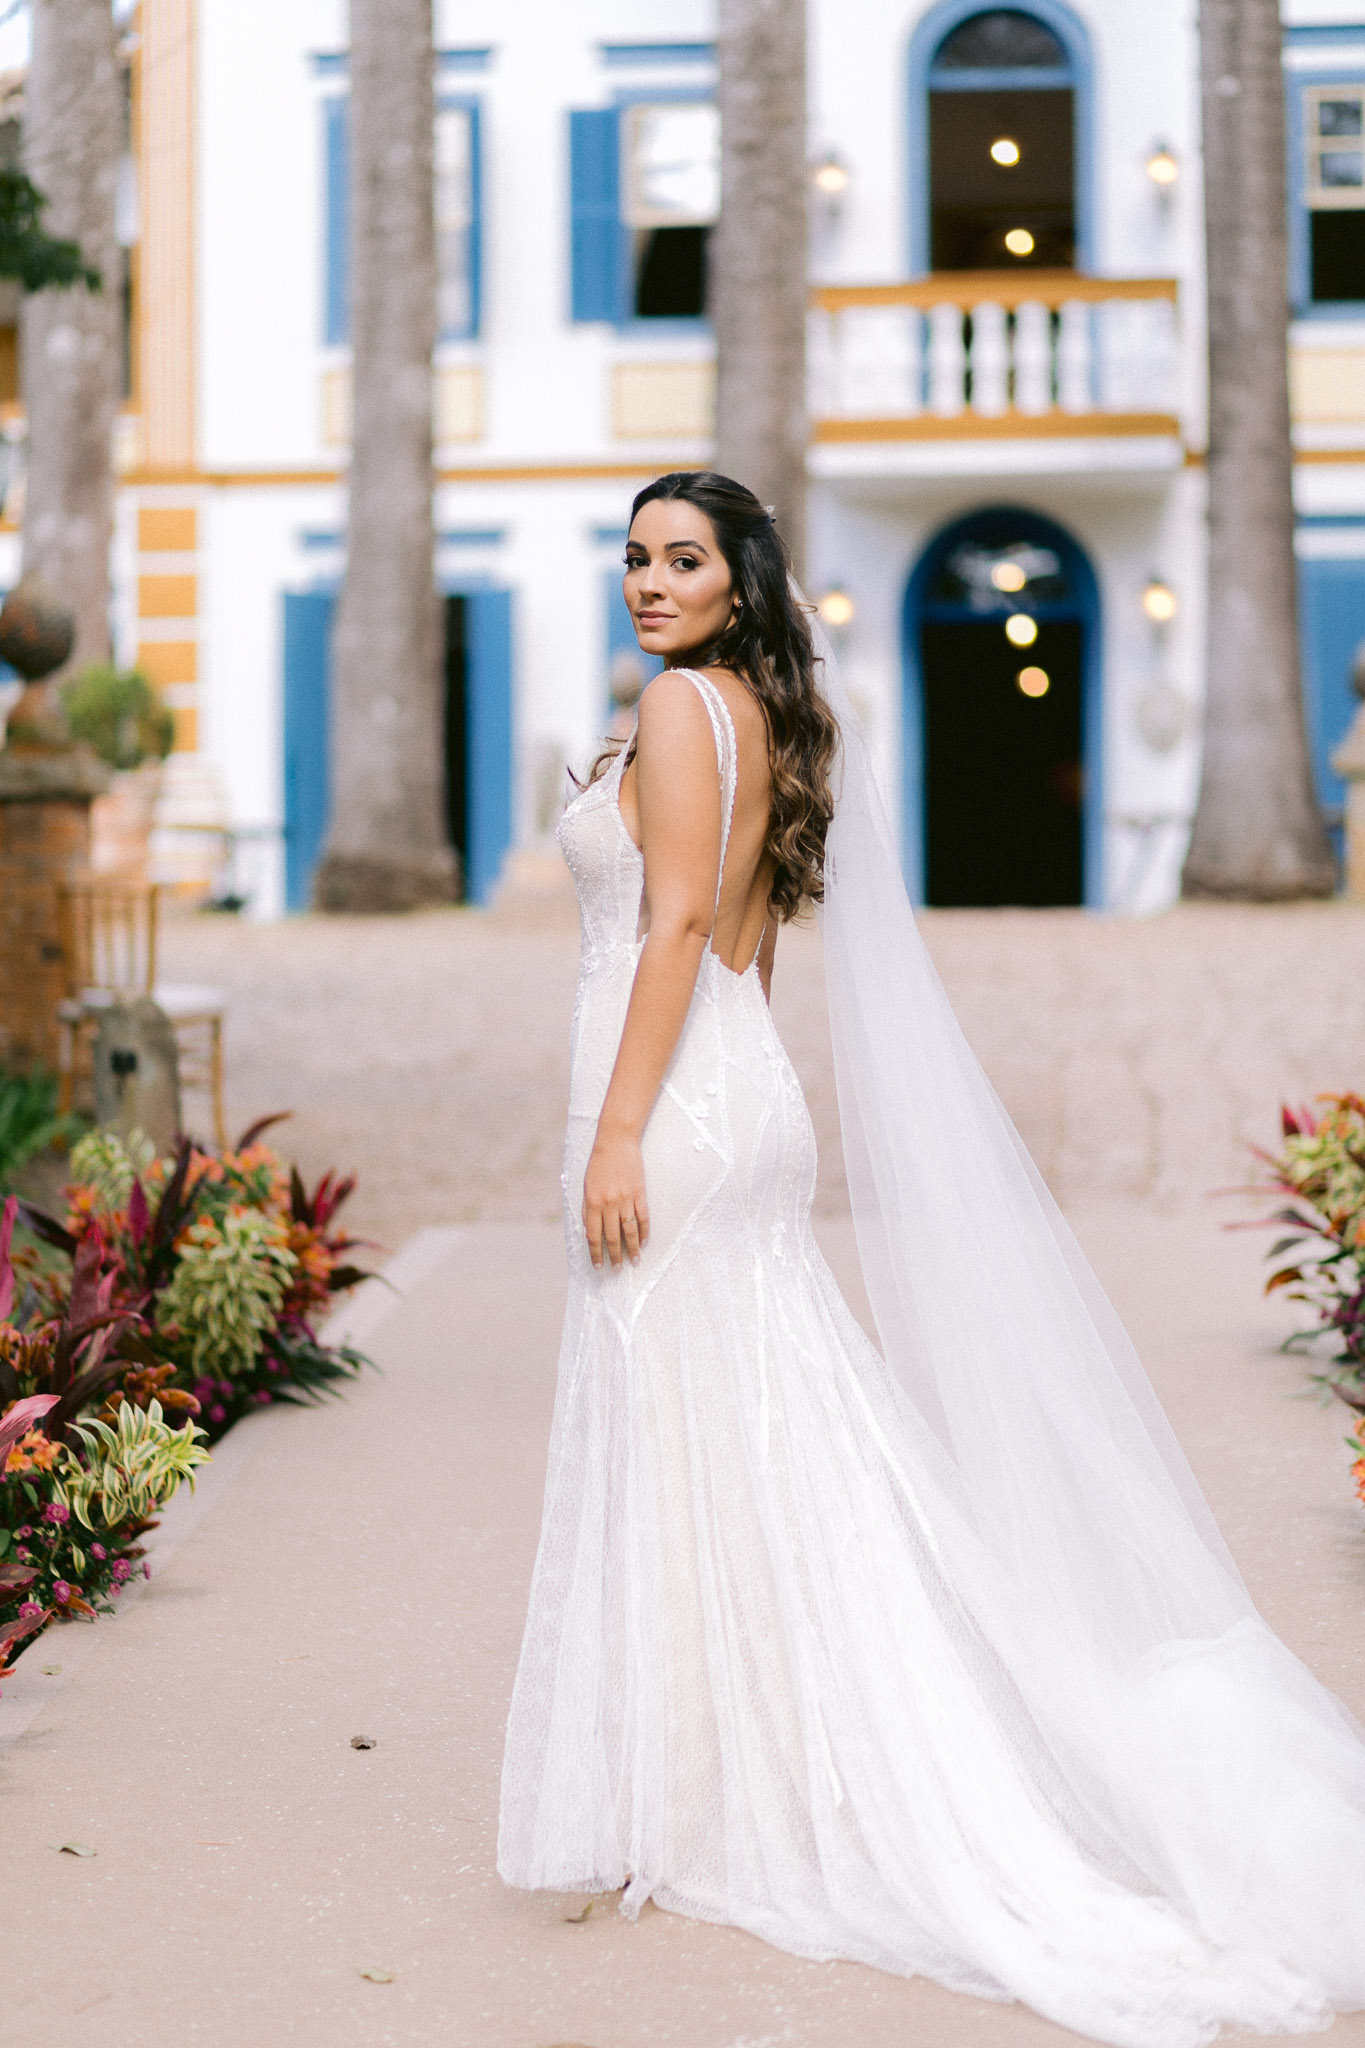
top-left (617, 471), bottom-right (840, 922)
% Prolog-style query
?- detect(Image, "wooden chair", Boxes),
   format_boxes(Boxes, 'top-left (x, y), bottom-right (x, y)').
top-left (56, 876), bottom-right (228, 1147)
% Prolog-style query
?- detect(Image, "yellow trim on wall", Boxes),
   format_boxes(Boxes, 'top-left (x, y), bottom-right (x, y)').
top-left (812, 411), bottom-right (1182, 444)
top-left (137, 505), bottom-right (197, 551)
top-left (138, 572), bottom-right (197, 618)
top-left (136, 639), bottom-right (197, 684)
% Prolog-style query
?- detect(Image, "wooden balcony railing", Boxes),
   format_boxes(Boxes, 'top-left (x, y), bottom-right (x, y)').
top-left (808, 273), bottom-right (1181, 440)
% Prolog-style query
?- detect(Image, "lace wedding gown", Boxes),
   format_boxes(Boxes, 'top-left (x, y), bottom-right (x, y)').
top-left (499, 670), bottom-right (1364, 2048)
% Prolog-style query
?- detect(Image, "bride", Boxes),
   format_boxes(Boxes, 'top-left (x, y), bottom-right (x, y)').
top-left (498, 470), bottom-right (1365, 2046)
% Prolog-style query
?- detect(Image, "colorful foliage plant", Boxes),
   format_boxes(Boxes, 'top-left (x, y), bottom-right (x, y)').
top-left (0, 1117), bottom-right (374, 1685)
top-left (1250, 1094), bottom-right (1365, 1505)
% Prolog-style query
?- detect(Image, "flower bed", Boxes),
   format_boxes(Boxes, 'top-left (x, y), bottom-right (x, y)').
top-left (0, 1117), bottom-right (373, 1687)
top-left (1249, 1093), bottom-right (1365, 1509)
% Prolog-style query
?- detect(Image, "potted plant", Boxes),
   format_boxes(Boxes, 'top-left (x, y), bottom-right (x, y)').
top-left (60, 664), bottom-right (175, 879)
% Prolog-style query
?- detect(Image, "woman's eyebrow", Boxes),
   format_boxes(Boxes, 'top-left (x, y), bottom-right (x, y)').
top-left (663, 537), bottom-right (710, 554)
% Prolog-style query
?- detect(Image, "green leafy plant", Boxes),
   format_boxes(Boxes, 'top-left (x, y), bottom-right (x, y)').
top-left (0, 1069), bottom-right (84, 1194)
top-left (156, 1207), bottom-right (296, 1378)
top-left (0, 168), bottom-right (100, 293)
top-left (54, 1397), bottom-right (209, 1547)
top-left (60, 664), bottom-right (174, 771)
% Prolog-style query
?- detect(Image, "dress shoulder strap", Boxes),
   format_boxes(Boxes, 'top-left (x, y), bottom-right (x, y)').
top-left (672, 668), bottom-right (737, 910)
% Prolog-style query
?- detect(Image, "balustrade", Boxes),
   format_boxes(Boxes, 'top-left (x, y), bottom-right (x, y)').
top-left (809, 273), bottom-right (1180, 433)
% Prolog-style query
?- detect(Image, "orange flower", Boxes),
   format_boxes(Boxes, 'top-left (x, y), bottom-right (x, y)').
top-left (5, 1428), bottom-right (58, 1477)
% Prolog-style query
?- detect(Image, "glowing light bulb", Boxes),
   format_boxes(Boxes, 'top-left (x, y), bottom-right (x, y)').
top-left (811, 152), bottom-right (850, 196)
top-left (990, 561), bottom-right (1027, 593)
top-left (1005, 613), bottom-right (1038, 648)
top-left (1146, 146), bottom-right (1178, 188)
top-left (1004, 228), bottom-right (1035, 257)
top-left (990, 137), bottom-right (1021, 167)
top-left (1142, 578), bottom-right (1178, 624)
top-left (818, 587), bottom-right (855, 628)
top-left (1016, 666), bottom-right (1050, 698)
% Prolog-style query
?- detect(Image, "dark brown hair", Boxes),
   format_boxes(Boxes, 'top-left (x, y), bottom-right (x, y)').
top-left (625, 470), bottom-right (839, 921)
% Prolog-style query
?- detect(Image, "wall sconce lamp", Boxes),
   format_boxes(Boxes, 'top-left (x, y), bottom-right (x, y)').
top-left (1145, 143), bottom-right (1179, 189)
top-left (818, 586), bottom-right (856, 628)
top-left (1142, 577), bottom-right (1178, 625)
top-left (810, 150), bottom-right (851, 198)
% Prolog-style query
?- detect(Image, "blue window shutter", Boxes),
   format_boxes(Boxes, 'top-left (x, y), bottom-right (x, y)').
top-left (467, 100), bottom-right (482, 338)
top-left (323, 97), bottom-right (350, 345)
top-left (465, 587), bottom-right (513, 904)
top-left (282, 591), bottom-right (335, 909)
top-left (1298, 554), bottom-right (1365, 808)
top-left (569, 107), bottom-right (624, 322)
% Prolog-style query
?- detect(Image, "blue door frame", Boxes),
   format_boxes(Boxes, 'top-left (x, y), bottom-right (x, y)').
top-left (901, 506), bottom-right (1103, 906)
top-left (281, 584), bottom-right (514, 909)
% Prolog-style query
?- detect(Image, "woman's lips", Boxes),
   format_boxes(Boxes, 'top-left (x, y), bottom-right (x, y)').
top-left (637, 612), bottom-right (673, 625)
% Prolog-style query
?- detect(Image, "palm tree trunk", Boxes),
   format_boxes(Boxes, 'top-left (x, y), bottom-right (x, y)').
top-left (1183, 0), bottom-right (1335, 898)
top-left (712, 0), bottom-right (808, 572)
top-left (314, 0), bottom-right (456, 912)
top-left (19, 0), bottom-right (121, 674)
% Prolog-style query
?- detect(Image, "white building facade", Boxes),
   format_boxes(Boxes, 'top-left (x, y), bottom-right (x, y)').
top-left (58, 0), bottom-right (1365, 914)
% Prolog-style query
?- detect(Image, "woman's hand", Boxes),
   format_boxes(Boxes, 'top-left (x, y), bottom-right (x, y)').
top-left (583, 1125), bottom-right (650, 1269)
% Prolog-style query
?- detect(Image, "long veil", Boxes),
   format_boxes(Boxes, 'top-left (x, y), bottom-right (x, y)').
top-left (811, 611), bottom-right (1365, 1992)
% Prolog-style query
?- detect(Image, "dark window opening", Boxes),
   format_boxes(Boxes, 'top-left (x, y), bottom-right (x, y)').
top-left (443, 595), bottom-right (469, 899)
top-left (930, 85), bottom-right (1074, 270)
top-left (633, 224), bottom-right (709, 318)
top-left (934, 9), bottom-right (1067, 69)
top-left (1310, 210), bottom-right (1365, 302)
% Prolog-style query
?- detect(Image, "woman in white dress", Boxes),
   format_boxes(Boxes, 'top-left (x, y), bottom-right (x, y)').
top-left (499, 471), bottom-right (1365, 2047)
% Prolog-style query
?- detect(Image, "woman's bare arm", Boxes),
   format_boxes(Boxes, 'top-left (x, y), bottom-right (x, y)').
top-left (582, 676), bottom-right (721, 1270)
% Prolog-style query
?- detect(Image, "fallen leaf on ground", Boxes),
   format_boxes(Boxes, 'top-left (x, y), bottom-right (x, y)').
top-left (40, 1664), bottom-right (61, 1675)
top-left (357, 1967), bottom-right (394, 1983)
top-left (54, 1841), bottom-right (95, 1857)
top-left (350, 1734), bottom-right (376, 1749)
top-left (562, 1899), bottom-right (594, 1923)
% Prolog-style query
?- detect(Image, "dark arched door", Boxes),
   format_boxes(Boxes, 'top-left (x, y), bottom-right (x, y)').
top-left (905, 507), bottom-right (1100, 908)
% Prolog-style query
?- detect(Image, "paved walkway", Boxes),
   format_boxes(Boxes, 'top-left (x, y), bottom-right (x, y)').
top-left (3, 1213), bottom-right (1363, 2047)
top-left (157, 887), bottom-right (1365, 1246)
top-left (5, 886), bottom-right (1365, 2045)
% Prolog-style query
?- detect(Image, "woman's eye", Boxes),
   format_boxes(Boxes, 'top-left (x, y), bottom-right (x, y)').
top-left (672, 555), bottom-right (697, 571)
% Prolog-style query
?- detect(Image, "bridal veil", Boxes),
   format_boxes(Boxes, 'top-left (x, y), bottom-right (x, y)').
top-left (812, 613), bottom-right (1365, 1996)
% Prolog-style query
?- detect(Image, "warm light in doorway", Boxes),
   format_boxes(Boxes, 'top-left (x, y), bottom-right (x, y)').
top-left (818, 586), bottom-right (856, 628)
top-left (1005, 613), bottom-right (1038, 647)
top-left (1004, 227), bottom-right (1035, 256)
top-left (1016, 666), bottom-right (1051, 698)
top-left (990, 560), bottom-right (1027, 593)
top-left (811, 150), bottom-right (851, 196)
top-left (990, 136), bottom-right (1021, 166)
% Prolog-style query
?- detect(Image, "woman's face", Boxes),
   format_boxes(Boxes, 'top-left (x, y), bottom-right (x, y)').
top-left (624, 500), bottom-right (736, 664)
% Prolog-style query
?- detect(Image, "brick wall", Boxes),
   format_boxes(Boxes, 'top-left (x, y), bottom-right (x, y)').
top-left (0, 792), bottom-right (93, 1071)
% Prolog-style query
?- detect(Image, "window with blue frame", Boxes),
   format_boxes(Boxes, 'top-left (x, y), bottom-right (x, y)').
top-left (1301, 83), bottom-right (1365, 304)
top-left (322, 94), bottom-right (482, 343)
top-left (569, 99), bottom-right (719, 323)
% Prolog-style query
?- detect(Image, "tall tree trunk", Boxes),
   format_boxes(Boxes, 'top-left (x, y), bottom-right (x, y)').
top-left (712, 0), bottom-right (808, 572)
top-left (1183, 0), bottom-right (1335, 898)
top-left (314, 0), bottom-right (456, 912)
top-left (20, 0), bottom-right (121, 674)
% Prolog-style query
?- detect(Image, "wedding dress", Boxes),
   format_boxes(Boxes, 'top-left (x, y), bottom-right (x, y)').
top-left (499, 666), bottom-right (1365, 2047)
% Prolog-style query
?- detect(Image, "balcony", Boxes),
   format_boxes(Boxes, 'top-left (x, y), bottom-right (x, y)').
top-left (808, 273), bottom-right (1183, 474)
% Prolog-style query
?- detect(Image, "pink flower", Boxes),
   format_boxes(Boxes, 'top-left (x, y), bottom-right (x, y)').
top-left (90, 1543), bottom-right (107, 1560)
top-left (142, 1560), bottom-right (150, 1579)
top-left (111, 1559), bottom-right (131, 1584)
top-left (17, 1600), bottom-right (42, 1619)
top-left (42, 1502), bottom-right (69, 1526)
top-left (15, 1547), bottom-right (31, 1563)
top-left (52, 1581), bottom-right (70, 1604)
top-left (252, 1389), bottom-right (272, 1406)
top-left (14, 1524), bottom-right (31, 1539)
top-left (209, 1404), bottom-right (226, 1423)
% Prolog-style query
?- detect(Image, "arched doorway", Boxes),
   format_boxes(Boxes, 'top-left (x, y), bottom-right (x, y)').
top-left (907, 1), bottom-right (1093, 275)
top-left (903, 507), bottom-right (1101, 908)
